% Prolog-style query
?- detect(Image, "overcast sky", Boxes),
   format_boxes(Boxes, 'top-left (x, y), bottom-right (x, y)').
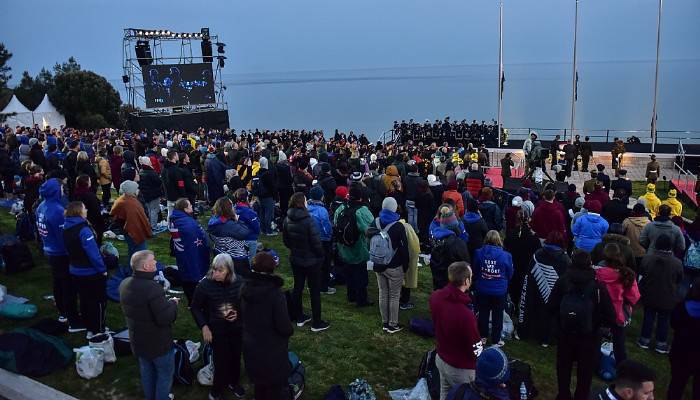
top-left (4, 0), bottom-right (699, 82)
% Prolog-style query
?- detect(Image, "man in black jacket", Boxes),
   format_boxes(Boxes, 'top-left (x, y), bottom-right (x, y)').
top-left (602, 189), bottom-right (631, 225)
top-left (161, 150), bottom-right (186, 220)
top-left (256, 157), bottom-right (277, 235)
top-left (119, 250), bottom-right (178, 400)
top-left (403, 163), bottom-right (425, 233)
top-left (579, 136), bottom-right (593, 172)
top-left (138, 157), bottom-right (163, 229)
top-left (275, 153), bottom-right (294, 219)
top-left (611, 169), bottom-right (632, 205)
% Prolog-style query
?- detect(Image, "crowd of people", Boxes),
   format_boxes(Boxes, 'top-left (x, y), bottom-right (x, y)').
top-left (393, 117), bottom-right (500, 147)
top-left (1, 122), bottom-right (698, 400)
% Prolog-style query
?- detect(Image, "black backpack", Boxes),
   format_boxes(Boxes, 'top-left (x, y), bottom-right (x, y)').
top-left (1, 236), bottom-right (34, 274)
top-left (172, 339), bottom-right (194, 385)
top-left (333, 204), bottom-right (361, 247)
top-left (417, 349), bottom-right (440, 400)
top-left (507, 359), bottom-right (538, 399)
top-left (559, 281), bottom-right (598, 335)
top-left (15, 212), bottom-right (36, 242)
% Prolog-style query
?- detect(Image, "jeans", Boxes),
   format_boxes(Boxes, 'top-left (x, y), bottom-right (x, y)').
top-left (291, 262), bottom-right (322, 324)
top-left (259, 196), bottom-right (275, 234)
top-left (139, 349), bottom-right (175, 400)
top-left (211, 330), bottom-right (242, 397)
top-left (435, 353), bottom-right (475, 400)
top-left (376, 267), bottom-right (404, 326)
top-left (405, 200), bottom-right (418, 232)
top-left (166, 200), bottom-right (175, 222)
top-left (477, 294), bottom-right (506, 343)
top-left (610, 325), bottom-right (627, 365)
top-left (640, 307), bottom-right (671, 345)
top-left (100, 184), bottom-right (111, 206)
top-left (556, 334), bottom-right (598, 400)
top-left (125, 235), bottom-right (148, 266)
top-left (346, 262), bottom-right (369, 304)
top-left (144, 198), bottom-right (161, 228)
top-left (48, 255), bottom-right (79, 324)
top-left (72, 274), bottom-right (106, 335)
top-left (247, 240), bottom-right (257, 262)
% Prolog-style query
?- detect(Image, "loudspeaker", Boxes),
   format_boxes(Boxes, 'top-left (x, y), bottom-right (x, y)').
top-left (201, 39), bottom-right (213, 63)
top-left (135, 40), bottom-right (152, 67)
top-left (502, 177), bottom-right (523, 192)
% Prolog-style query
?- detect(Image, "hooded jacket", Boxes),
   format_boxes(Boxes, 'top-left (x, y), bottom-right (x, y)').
top-left (442, 189), bottom-right (465, 217)
top-left (572, 212), bottom-right (609, 252)
top-left (206, 156), bottom-right (227, 203)
top-left (462, 212), bottom-right (488, 256)
top-left (372, 209), bottom-right (409, 271)
top-left (639, 218), bottom-right (685, 255)
top-left (235, 203), bottom-right (260, 241)
top-left (478, 200), bottom-right (503, 231)
top-left (169, 209), bottom-right (210, 283)
top-left (282, 207), bottom-right (324, 267)
top-left (429, 284), bottom-right (482, 370)
top-left (207, 215), bottom-right (251, 260)
top-left (473, 245), bottom-right (513, 296)
top-left (595, 265), bottom-right (641, 326)
top-left (622, 216), bottom-right (650, 258)
top-left (306, 200), bottom-right (332, 242)
top-left (382, 165), bottom-right (401, 193)
top-left (36, 179), bottom-right (67, 256)
top-left (63, 216), bottom-right (106, 276)
top-left (403, 172), bottom-right (424, 201)
top-left (138, 165), bottom-right (163, 202)
top-left (430, 227), bottom-right (470, 272)
top-left (530, 200), bottom-right (566, 239)
top-left (640, 191), bottom-right (661, 219)
top-left (662, 196), bottom-right (683, 218)
top-left (334, 202), bottom-right (374, 264)
top-left (638, 250), bottom-right (683, 311)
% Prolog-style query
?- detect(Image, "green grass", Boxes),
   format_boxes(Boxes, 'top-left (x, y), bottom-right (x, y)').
top-left (0, 187), bottom-right (686, 399)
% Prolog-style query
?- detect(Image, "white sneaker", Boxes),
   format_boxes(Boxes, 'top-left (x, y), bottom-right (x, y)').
top-left (57, 316), bottom-right (68, 324)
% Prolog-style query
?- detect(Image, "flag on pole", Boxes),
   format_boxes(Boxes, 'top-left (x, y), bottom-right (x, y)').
top-left (500, 69), bottom-right (505, 99)
top-left (574, 71), bottom-right (579, 101)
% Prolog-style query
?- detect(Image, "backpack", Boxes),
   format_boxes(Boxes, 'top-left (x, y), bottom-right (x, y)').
top-left (0, 236), bottom-right (34, 274)
top-left (409, 318), bottom-right (435, 338)
top-left (559, 281), bottom-right (598, 335)
top-left (684, 238), bottom-right (700, 270)
top-left (334, 205), bottom-right (361, 246)
top-left (417, 349), bottom-right (440, 400)
top-left (172, 339), bottom-right (194, 385)
top-left (15, 212), bottom-right (35, 241)
top-left (288, 351), bottom-right (305, 400)
top-left (448, 382), bottom-right (492, 400)
top-left (367, 219), bottom-right (398, 268)
top-left (507, 359), bottom-right (538, 399)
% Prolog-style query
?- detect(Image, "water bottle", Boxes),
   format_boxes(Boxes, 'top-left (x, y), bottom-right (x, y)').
top-left (519, 382), bottom-right (528, 400)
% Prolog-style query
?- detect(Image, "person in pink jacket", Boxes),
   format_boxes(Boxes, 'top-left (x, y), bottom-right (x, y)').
top-left (595, 242), bottom-right (640, 365)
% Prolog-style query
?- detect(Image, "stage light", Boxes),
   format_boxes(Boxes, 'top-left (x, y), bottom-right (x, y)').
top-left (201, 39), bottom-right (213, 62)
top-left (201, 27), bottom-right (210, 39)
top-left (137, 30), bottom-right (143, 36)
top-left (122, 75), bottom-right (129, 83)
top-left (135, 40), bottom-right (152, 66)
top-left (216, 42), bottom-right (226, 54)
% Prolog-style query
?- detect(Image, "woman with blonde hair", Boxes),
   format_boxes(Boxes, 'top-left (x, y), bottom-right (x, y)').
top-left (473, 230), bottom-right (514, 346)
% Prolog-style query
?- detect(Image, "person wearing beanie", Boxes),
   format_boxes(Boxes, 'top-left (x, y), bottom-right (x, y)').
top-left (572, 199), bottom-right (609, 252)
top-left (256, 155), bottom-right (277, 236)
top-left (640, 183), bottom-right (661, 219)
top-left (241, 252), bottom-right (294, 400)
top-left (334, 184), bottom-right (375, 307)
top-left (462, 198), bottom-right (488, 260)
top-left (427, 174), bottom-right (445, 212)
top-left (307, 185), bottom-right (335, 295)
top-left (138, 156), bottom-right (164, 230)
top-left (640, 204), bottom-right (686, 255)
top-left (430, 205), bottom-right (471, 290)
top-left (442, 179), bottom-right (464, 217)
top-left (504, 196), bottom-right (522, 232)
top-left (446, 346), bottom-right (511, 400)
top-left (317, 162), bottom-right (337, 208)
top-left (662, 188), bottom-right (683, 217)
top-left (623, 203), bottom-right (652, 266)
top-left (111, 180), bottom-right (152, 261)
top-left (369, 196), bottom-right (410, 333)
top-left (330, 186), bottom-right (349, 219)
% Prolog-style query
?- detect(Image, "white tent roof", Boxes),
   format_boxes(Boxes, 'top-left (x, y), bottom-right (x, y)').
top-left (33, 94), bottom-right (58, 113)
top-left (32, 94), bottom-right (66, 128)
top-left (1, 95), bottom-right (31, 114)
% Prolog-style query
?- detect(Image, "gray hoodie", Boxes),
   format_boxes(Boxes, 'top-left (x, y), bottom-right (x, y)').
top-left (639, 219), bottom-right (685, 255)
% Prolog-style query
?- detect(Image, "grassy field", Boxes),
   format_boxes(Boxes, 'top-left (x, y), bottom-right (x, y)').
top-left (0, 188), bottom-right (687, 400)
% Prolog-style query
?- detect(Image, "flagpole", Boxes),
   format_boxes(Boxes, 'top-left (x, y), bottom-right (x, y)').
top-left (569, 0), bottom-right (579, 144)
top-left (651, 0), bottom-right (663, 153)
top-left (497, 0), bottom-right (504, 148)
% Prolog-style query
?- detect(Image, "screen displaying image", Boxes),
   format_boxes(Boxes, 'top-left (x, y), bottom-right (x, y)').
top-left (142, 63), bottom-right (215, 108)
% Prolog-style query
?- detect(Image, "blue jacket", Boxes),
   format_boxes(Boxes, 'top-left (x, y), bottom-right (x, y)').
top-left (207, 157), bottom-right (227, 203)
top-left (235, 203), bottom-right (260, 240)
top-left (64, 216), bottom-right (106, 276)
top-left (307, 200), bottom-right (332, 242)
top-left (473, 245), bottom-right (513, 296)
top-left (207, 215), bottom-right (251, 260)
top-left (169, 209), bottom-right (210, 283)
top-left (35, 179), bottom-right (67, 256)
top-left (429, 219), bottom-right (469, 243)
top-left (572, 212), bottom-right (609, 252)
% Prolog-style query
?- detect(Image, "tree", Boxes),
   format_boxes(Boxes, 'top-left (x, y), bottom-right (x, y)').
top-left (0, 43), bottom-right (13, 113)
top-left (50, 70), bottom-right (122, 129)
top-left (53, 57), bottom-right (81, 76)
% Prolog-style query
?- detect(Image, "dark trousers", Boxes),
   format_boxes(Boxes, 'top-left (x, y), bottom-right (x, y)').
top-left (556, 335), bottom-right (598, 400)
top-left (346, 262), bottom-right (369, 304)
top-left (211, 329), bottom-right (242, 397)
top-left (254, 383), bottom-right (288, 400)
top-left (72, 273), bottom-right (107, 334)
top-left (48, 255), bottom-right (79, 324)
top-left (321, 241), bottom-right (332, 291)
top-left (581, 156), bottom-right (590, 172)
top-left (291, 262), bottom-right (322, 324)
top-left (100, 184), bottom-right (111, 206)
top-left (233, 258), bottom-right (251, 278)
top-left (259, 196), bottom-right (275, 234)
top-left (181, 281), bottom-right (198, 306)
top-left (668, 357), bottom-right (700, 400)
top-left (477, 294), bottom-right (506, 343)
top-left (278, 188), bottom-right (292, 222)
top-left (640, 307), bottom-right (671, 344)
top-left (565, 159), bottom-right (574, 177)
top-left (400, 287), bottom-right (411, 304)
top-left (610, 325), bottom-right (627, 365)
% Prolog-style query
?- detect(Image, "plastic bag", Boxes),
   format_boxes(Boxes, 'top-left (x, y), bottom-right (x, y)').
top-left (74, 346), bottom-right (104, 379)
top-left (100, 242), bottom-right (119, 258)
top-left (0, 303), bottom-right (37, 319)
top-left (389, 378), bottom-right (430, 400)
top-left (186, 340), bottom-right (201, 364)
top-left (502, 312), bottom-right (514, 340)
top-left (89, 333), bottom-right (116, 363)
top-left (197, 363), bottom-right (214, 386)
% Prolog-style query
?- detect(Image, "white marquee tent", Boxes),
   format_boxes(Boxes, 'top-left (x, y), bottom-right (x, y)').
top-left (0, 95), bottom-right (34, 127)
top-left (32, 94), bottom-right (66, 128)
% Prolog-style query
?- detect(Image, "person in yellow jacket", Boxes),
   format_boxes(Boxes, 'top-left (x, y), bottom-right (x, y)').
top-left (662, 189), bottom-right (683, 217)
top-left (640, 183), bottom-right (661, 219)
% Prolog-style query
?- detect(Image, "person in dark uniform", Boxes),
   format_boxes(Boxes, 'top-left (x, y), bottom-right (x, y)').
top-left (500, 153), bottom-right (514, 182)
top-left (573, 134), bottom-right (581, 171)
top-left (611, 169), bottom-right (632, 205)
top-left (646, 154), bottom-right (660, 183)
top-left (551, 134), bottom-right (561, 170)
top-left (579, 136), bottom-right (593, 172)
top-left (563, 141), bottom-right (576, 177)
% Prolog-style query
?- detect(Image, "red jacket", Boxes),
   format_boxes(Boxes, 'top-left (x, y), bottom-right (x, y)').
top-left (442, 190), bottom-right (465, 217)
top-left (585, 189), bottom-right (610, 208)
top-left (595, 266), bottom-right (641, 326)
top-left (429, 284), bottom-right (482, 369)
top-left (530, 200), bottom-right (566, 239)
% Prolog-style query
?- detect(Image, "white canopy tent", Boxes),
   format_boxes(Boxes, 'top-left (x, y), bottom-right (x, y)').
top-left (0, 95), bottom-right (34, 128)
top-left (32, 94), bottom-right (66, 128)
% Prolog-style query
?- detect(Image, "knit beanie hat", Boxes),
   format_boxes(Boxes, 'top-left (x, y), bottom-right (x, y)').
top-left (438, 206), bottom-right (459, 230)
top-left (351, 171), bottom-right (363, 182)
top-left (574, 196), bottom-right (586, 209)
top-left (466, 199), bottom-right (479, 213)
top-left (349, 186), bottom-right (363, 202)
top-left (309, 185), bottom-right (324, 201)
top-left (668, 189), bottom-right (677, 198)
top-left (139, 156), bottom-right (152, 167)
top-left (259, 157), bottom-right (269, 169)
top-left (29, 137), bottom-right (38, 146)
top-left (382, 197), bottom-right (398, 213)
top-left (511, 196), bottom-right (523, 207)
top-left (427, 174), bottom-right (438, 185)
top-left (521, 201), bottom-right (535, 219)
top-left (646, 183), bottom-right (656, 193)
top-left (584, 199), bottom-right (602, 214)
top-left (476, 347), bottom-right (510, 387)
top-left (447, 180), bottom-right (458, 191)
top-left (335, 186), bottom-right (349, 199)
top-left (120, 180), bottom-right (139, 196)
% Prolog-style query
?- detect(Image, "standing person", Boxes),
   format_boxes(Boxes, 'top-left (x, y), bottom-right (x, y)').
top-left (207, 197), bottom-right (252, 277)
top-left (563, 141), bottom-right (576, 177)
top-left (63, 201), bottom-right (107, 339)
top-left (547, 250), bottom-right (616, 400)
top-left (415, 180), bottom-right (435, 245)
top-left (138, 156), bottom-right (164, 230)
top-left (233, 188), bottom-right (261, 261)
top-left (110, 181), bottom-right (153, 262)
top-left (639, 204), bottom-right (685, 254)
top-left (645, 154), bottom-right (660, 183)
top-left (442, 180), bottom-right (464, 217)
top-left (639, 184), bottom-right (661, 219)
top-left (241, 252), bottom-right (294, 400)
top-left (623, 203), bottom-right (651, 267)
top-left (168, 198), bottom-right (210, 304)
top-left (594, 243), bottom-right (641, 365)
top-left (590, 360), bottom-right (656, 400)
top-left (572, 200), bottom-right (609, 252)
top-left (109, 145), bottom-right (124, 194)
top-left (662, 189), bottom-right (683, 218)
top-left (473, 231), bottom-right (513, 346)
top-left (162, 150), bottom-right (186, 220)
top-left (500, 152), bottom-right (514, 181)
top-left (334, 186), bottom-right (375, 307)
top-left (36, 179), bottom-right (82, 331)
top-left (477, 187), bottom-right (503, 232)
top-left (75, 151), bottom-right (98, 193)
top-left (503, 210), bottom-right (542, 307)
top-left (207, 153), bottom-right (227, 206)
top-left (255, 156), bottom-right (277, 235)
top-left (73, 174), bottom-right (105, 246)
top-left (579, 136), bottom-right (592, 172)
top-left (602, 189), bottom-right (631, 225)
top-left (275, 151), bottom-right (294, 219)
top-left (429, 262), bottom-right (483, 400)
top-left (463, 199), bottom-right (489, 260)
top-left (550, 134), bottom-right (561, 170)
top-left (96, 149), bottom-right (112, 206)
top-left (403, 163), bottom-right (424, 232)
top-left (190, 254), bottom-right (246, 399)
top-left (667, 277), bottom-right (700, 400)
top-left (307, 186), bottom-right (335, 294)
top-left (637, 234), bottom-right (683, 354)
top-left (530, 189), bottom-right (567, 241)
top-left (119, 250), bottom-right (178, 400)
top-left (282, 192), bottom-right (329, 332)
top-left (430, 205), bottom-right (471, 290)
